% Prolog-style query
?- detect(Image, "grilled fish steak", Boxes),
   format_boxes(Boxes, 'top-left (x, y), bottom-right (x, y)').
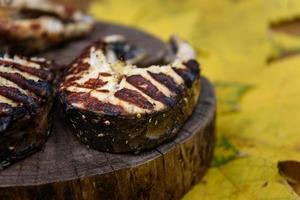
top-left (0, 54), bottom-right (54, 169)
top-left (59, 36), bottom-right (200, 153)
top-left (0, 0), bottom-right (94, 54)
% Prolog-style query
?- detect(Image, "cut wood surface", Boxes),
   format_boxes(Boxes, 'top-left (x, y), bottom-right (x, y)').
top-left (40, 21), bottom-right (166, 67)
top-left (0, 22), bottom-right (216, 200)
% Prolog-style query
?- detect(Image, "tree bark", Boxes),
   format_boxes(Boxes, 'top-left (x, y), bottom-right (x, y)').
top-left (0, 22), bottom-right (216, 200)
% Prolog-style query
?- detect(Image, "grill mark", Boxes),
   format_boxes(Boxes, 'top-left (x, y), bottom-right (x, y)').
top-left (70, 42), bottom-right (105, 69)
top-left (61, 76), bottom-right (80, 88)
top-left (82, 78), bottom-right (107, 89)
top-left (0, 76), bottom-right (43, 104)
top-left (80, 78), bottom-right (98, 89)
top-left (60, 39), bottom-right (200, 116)
top-left (148, 71), bottom-right (182, 95)
top-left (30, 22), bottom-right (41, 31)
top-left (29, 58), bottom-right (50, 67)
top-left (0, 72), bottom-right (51, 98)
top-left (0, 93), bottom-right (18, 106)
top-left (0, 57), bottom-right (53, 133)
top-left (96, 89), bottom-right (109, 93)
top-left (65, 92), bottom-right (125, 116)
top-left (0, 86), bottom-right (38, 113)
top-left (30, 58), bottom-right (56, 70)
top-left (99, 72), bottom-right (112, 77)
top-left (0, 60), bottom-right (52, 81)
top-left (115, 88), bottom-right (154, 110)
top-left (172, 67), bottom-right (196, 88)
top-left (62, 61), bottom-right (102, 89)
top-left (9, 56), bottom-right (42, 69)
top-left (65, 76), bottom-right (108, 90)
top-left (126, 75), bottom-right (175, 107)
top-left (68, 62), bottom-right (90, 75)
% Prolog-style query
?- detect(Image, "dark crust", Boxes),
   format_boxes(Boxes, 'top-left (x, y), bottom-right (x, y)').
top-left (0, 58), bottom-right (56, 169)
top-left (64, 92), bottom-right (125, 116)
top-left (59, 72), bottom-right (200, 153)
top-left (0, 72), bottom-right (51, 98)
top-left (0, 60), bottom-right (53, 81)
top-left (0, 103), bottom-right (13, 117)
top-left (0, 58), bottom-right (55, 133)
top-left (0, 86), bottom-right (38, 113)
top-left (58, 38), bottom-right (201, 153)
top-left (0, 99), bottom-right (53, 169)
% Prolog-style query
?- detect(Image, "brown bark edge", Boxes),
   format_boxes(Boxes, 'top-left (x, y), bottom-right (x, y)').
top-left (0, 77), bottom-right (216, 200)
top-left (0, 22), bottom-right (216, 200)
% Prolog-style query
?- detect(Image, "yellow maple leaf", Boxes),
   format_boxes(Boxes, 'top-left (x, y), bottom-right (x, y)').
top-left (185, 157), bottom-right (299, 200)
top-left (89, 0), bottom-right (300, 199)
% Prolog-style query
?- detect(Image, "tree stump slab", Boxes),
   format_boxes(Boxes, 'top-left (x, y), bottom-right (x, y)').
top-left (0, 22), bottom-right (216, 200)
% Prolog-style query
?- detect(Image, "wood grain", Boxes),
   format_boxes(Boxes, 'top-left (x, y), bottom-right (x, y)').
top-left (0, 22), bottom-right (216, 200)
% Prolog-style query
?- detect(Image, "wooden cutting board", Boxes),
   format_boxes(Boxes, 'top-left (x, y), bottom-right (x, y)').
top-left (0, 22), bottom-right (216, 200)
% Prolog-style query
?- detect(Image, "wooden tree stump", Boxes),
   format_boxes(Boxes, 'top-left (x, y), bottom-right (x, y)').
top-left (0, 22), bottom-right (216, 200)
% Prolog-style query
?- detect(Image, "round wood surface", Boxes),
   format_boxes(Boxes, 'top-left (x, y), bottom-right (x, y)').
top-left (0, 22), bottom-right (216, 200)
top-left (40, 21), bottom-right (166, 67)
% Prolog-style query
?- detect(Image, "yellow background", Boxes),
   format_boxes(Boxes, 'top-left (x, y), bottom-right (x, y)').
top-left (89, 1), bottom-right (300, 199)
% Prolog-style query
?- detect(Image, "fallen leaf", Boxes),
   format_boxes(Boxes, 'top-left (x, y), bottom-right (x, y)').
top-left (214, 82), bottom-right (252, 114)
top-left (184, 157), bottom-right (299, 200)
top-left (270, 17), bottom-right (300, 36)
top-left (211, 136), bottom-right (239, 167)
top-left (89, 0), bottom-right (300, 199)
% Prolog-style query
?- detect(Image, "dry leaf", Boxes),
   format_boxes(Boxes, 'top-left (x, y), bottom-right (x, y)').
top-left (279, 161), bottom-right (300, 196)
top-left (89, 0), bottom-right (300, 199)
top-left (270, 17), bottom-right (300, 36)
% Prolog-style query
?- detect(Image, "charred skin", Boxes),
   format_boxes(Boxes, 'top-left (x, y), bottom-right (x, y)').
top-left (59, 35), bottom-right (201, 153)
top-left (0, 99), bottom-right (53, 169)
top-left (61, 78), bottom-right (199, 153)
top-left (0, 55), bottom-right (54, 169)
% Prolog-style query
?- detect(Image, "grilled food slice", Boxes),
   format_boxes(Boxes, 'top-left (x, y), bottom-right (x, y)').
top-left (0, 54), bottom-right (54, 169)
top-left (59, 35), bottom-right (200, 153)
top-left (0, 0), bottom-right (94, 54)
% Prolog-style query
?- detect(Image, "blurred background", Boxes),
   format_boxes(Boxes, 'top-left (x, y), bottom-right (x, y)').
top-left (56, 0), bottom-right (300, 199)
